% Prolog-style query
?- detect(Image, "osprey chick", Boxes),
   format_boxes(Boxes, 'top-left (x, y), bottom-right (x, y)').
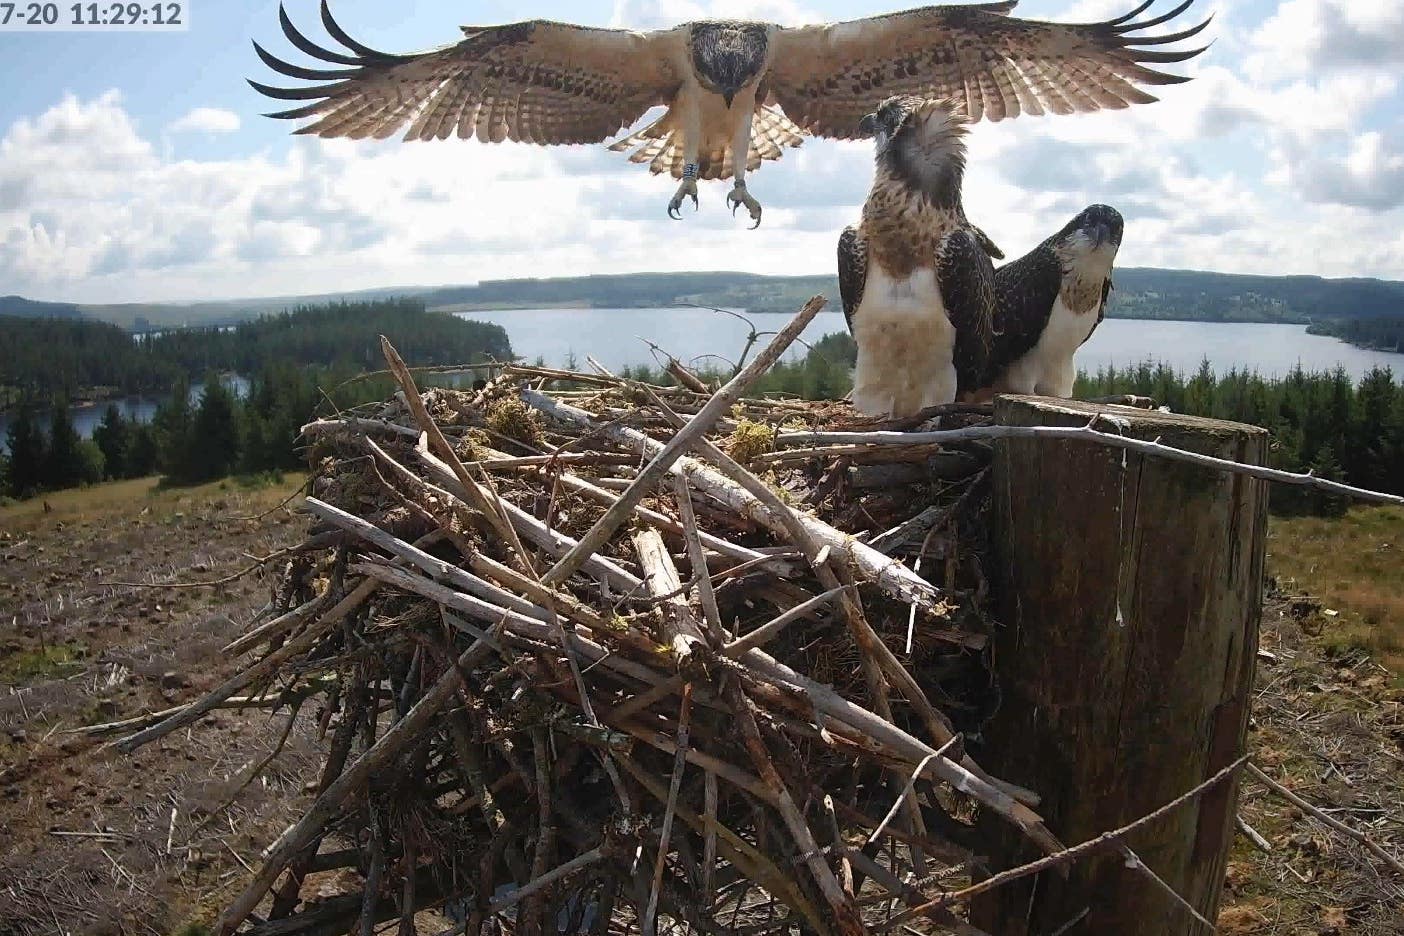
top-left (838, 96), bottom-right (995, 417)
top-left (981, 204), bottom-right (1124, 398)
top-left (251, 1), bottom-right (1209, 228)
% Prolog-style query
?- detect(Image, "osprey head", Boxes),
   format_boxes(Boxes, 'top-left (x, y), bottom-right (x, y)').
top-left (1051, 204), bottom-right (1124, 273)
top-left (690, 22), bottom-right (769, 108)
top-left (860, 96), bottom-right (969, 205)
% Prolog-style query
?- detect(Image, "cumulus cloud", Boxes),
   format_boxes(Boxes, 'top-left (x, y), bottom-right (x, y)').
top-left (6, 0), bottom-right (1404, 309)
top-left (168, 107), bottom-right (242, 134)
top-left (1247, 0), bottom-right (1404, 81)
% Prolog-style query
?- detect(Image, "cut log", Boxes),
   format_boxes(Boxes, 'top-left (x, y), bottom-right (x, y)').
top-left (972, 396), bottom-right (1268, 935)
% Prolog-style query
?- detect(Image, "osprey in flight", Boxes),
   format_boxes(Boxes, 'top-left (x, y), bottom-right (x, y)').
top-left (980, 204), bottom-right (1124, 398)
top-left (252, 1), bottom-right (1208, 227)
top-left (838, 96), bottom-right (995, 417)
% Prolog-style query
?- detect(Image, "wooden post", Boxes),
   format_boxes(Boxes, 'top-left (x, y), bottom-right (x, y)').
top-left (971, 396), bottom-right (1268, 935)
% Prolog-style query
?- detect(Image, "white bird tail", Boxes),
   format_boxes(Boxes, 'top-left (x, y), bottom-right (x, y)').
top-left (607, 105), bottom-right (804, 180)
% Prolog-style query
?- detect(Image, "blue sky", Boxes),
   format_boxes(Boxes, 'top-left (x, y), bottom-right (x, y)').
top-left (2, 0), bottom-right (1402, 303)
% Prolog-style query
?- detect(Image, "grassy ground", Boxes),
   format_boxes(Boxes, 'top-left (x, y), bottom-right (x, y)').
top-left (0, 473), bottom-right (316, 936)
top-left (1268, 506), bottom-right (1404, 676)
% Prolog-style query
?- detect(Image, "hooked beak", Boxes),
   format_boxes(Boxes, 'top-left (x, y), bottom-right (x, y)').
top-left (1089, 221), bottom-right (1114, 248)
top-left (858, 112), bottom-right (877, 137)
top-left (723, 90), bottom-right (736, 108)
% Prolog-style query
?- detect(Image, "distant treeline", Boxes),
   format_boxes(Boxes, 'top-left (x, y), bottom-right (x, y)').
top-left (0, 298), bottom-right (512, 403)
top-left (418, 268), bottom-right (1404, 326)
top-left (1075, 362), bottom-right (1404, 513)
top-left (1307, 317), bottom-right (1404, 353)
top-left (1, 363), bottom-right (397, 498)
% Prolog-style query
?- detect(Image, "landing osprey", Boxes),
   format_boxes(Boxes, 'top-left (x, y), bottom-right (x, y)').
top-left (252, 1), bottom-right (1209, 227)
top-left (838, 96), bottom-right (995, 418)
top-left (980, 204), bottom-right (1124, 398)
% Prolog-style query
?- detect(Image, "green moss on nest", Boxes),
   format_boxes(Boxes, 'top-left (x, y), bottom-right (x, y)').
top-left (485, 397), bottom-right (543, 446)
top-left (727, 419), bottom-right (775, 464)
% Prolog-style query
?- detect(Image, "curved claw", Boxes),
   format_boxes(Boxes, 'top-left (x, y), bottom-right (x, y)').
top-left (668, 204), bottom-right (682, 220)
top-left (748, 209), bottom-right (762, 231)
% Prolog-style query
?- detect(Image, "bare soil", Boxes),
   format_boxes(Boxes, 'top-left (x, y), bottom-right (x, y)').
top-left (0, 480), bottom-right (1400, 934)
top-left (0, 477), bottom-right (321, 936)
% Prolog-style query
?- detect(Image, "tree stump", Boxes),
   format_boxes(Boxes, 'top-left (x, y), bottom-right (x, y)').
top-left (971, 396), bottom-right (1269, 935)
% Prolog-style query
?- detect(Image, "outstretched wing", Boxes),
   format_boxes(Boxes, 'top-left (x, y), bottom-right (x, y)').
top-left (768, 0), bottom-right (1210, 138)
top-left (837, 225), bottom-right (868, 335)
top-left (251, 1), bottom-right (680, 144)
top-left (937, 228), bottom-right (996, 395)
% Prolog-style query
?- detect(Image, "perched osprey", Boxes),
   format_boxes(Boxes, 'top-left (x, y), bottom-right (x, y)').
top-left (980, 204), bottom-right (1124, 398)
top-left (838, 96), bottom-right (995, 418)
top-left (252, 1), bottom-right (1208, 227)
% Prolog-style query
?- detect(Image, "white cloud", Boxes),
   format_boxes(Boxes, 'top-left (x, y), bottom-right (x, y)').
top-left (6, 0), bottom-right (1404, 312)
top-left (1246, 0), bottom-right (1404, 81)
top-left (168, 107), bottom-right (242, 135)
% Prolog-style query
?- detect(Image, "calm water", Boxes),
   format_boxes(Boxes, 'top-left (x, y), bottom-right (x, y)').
top-left (0, 377), bottom-right (248, 455)
top-left (455, 307), bottom-right (1404, 380)
top-left (5, 314), bottom-right (1401, 454)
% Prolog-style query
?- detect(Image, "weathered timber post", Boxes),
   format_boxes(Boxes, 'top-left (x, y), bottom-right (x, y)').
top-left (971, 396), bottom-right (1269, 936)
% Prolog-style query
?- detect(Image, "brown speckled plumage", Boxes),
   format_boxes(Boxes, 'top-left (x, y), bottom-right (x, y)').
top-left (251, 1), bottom-right (1210, 184)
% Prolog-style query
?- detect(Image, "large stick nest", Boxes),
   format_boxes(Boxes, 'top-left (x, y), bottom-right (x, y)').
top-left (123, 329), bottom-right (1063, 936)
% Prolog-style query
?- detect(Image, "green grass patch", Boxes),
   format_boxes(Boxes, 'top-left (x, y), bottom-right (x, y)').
top-left (0, 643), bottom-right (84, 683)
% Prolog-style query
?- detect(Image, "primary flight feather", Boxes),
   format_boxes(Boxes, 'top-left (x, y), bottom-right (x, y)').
top-left (252, 0), bottom-right (1210, 226)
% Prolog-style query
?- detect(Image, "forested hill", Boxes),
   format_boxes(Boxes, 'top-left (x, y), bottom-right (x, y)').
top-left (0, 295), bottom-right (83, 319)
top-left (6, 267), bottom-right (1404, 330)
top-left (422, 269), bottom-right (1404, 323)
top-left (1, 298), bottom-right (511, 402)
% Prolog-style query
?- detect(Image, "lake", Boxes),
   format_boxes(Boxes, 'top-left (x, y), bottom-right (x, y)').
top-left (453, 307), bottom-right (1404, 381)
top-left (0, 377), bottom-right (248, 456)
top-left (5, 314), bottom-right (1401, 454)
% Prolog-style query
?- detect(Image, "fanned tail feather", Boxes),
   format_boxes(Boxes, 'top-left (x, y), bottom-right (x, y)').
top-left (606, 105), bottom-right (804, 179)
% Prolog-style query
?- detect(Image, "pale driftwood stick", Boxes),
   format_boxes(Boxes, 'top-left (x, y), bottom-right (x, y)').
top-left (113, 581), bottom-right (374, 753)
top-left (363, 437), bottom-right (631, 625)
top-left (72, 685), bottom-right (326, 735)
top-left (301, 417), bottom-right (423, 439)
top-left (1236, 814), bottom-right (1272, 853)
top-left (644, 684), bottom-right (693, 936)
top-left (521, 389), bottom-right (945, 614)
top-left (672, 473), bottom-right (725, 645)
top-left (774, 425), bottom-right (1404, 507)
top-left (362, 564), bottom-right (675, 698)
top-left (224, 592), bottom-right (328, 656)
top-left (543, 295), bottom-right (826, 586)
top-left (735, 642), bottom-right (1054, 851)
top-left (469, 452), bottom-right (640, 470)
top-left (1247, 762), bottom-right (1404, 875)
top-left (306, 498), bottom-right (549, 622)
top-left (380, 337), bottom-right (539, 567)
top-left (213, 632), bottom-right (499, 936)
top-left (415, 447), bottom-right (643, 595)
top-left (881, 755), bottom-right (1252, 931)
top-left (722, 586), bottom-right (852, 659)
top-left (550, 465), bottom-right (783, 570)
top-left (632, 528), bottom-right (707, 666)
top-left (488, 847), bottom-right (607, 916)
top-left (501, 364), bottom-right (623, 387)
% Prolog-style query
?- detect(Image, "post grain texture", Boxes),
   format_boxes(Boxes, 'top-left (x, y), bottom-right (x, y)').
top-left (972, 396), bottom-right (1268, 935)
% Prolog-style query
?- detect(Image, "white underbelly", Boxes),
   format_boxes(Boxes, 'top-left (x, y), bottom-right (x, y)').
top-left (995, 296), bottom-right (1097, 397)
top-left (851, 267), bottom-right (957, 417)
